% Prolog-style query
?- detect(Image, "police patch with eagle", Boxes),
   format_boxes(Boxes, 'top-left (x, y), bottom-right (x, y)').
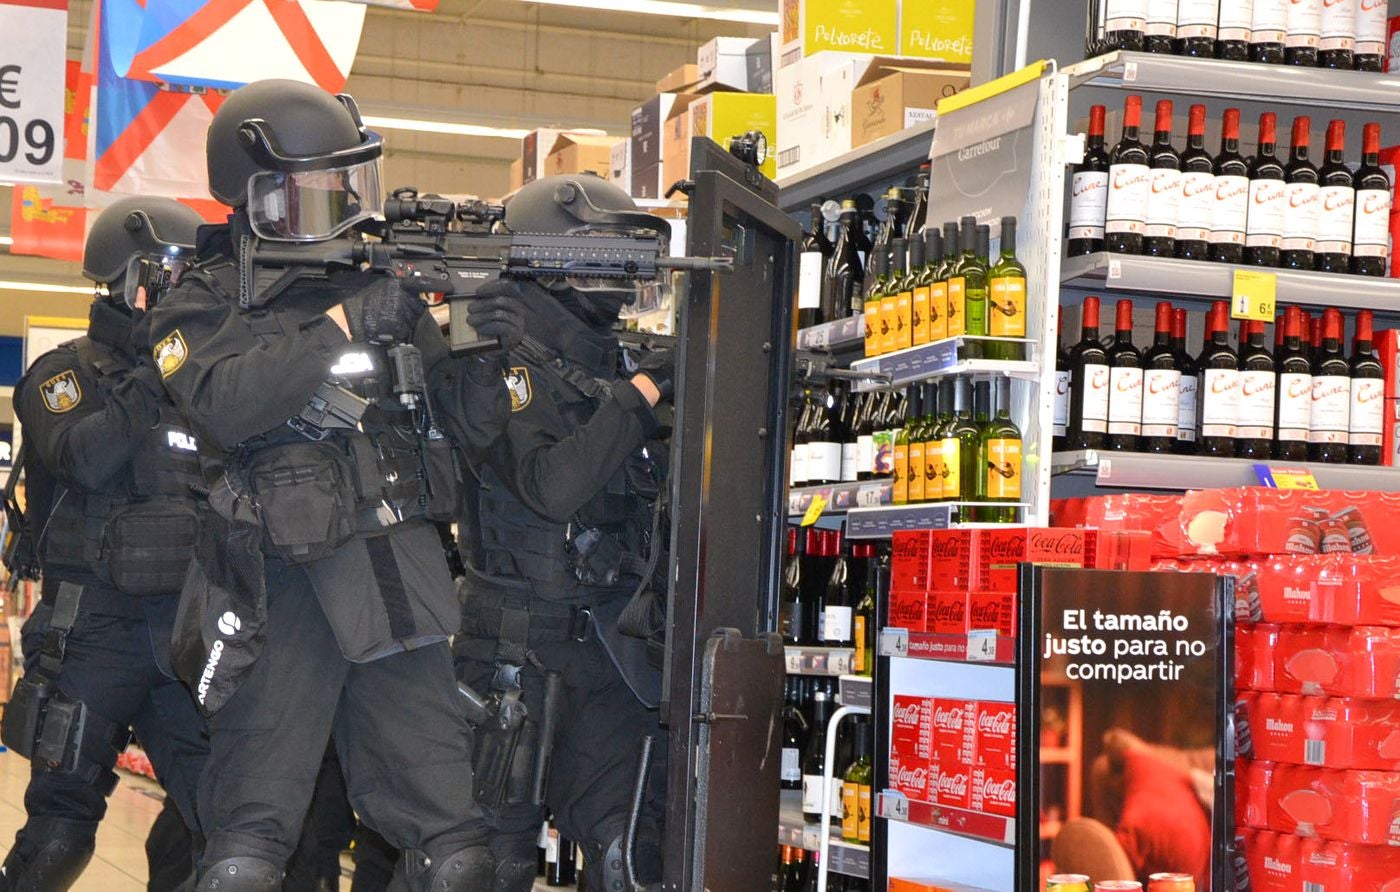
top-left (153, 330), bottom-right (189, 379)
top-left (39, 370), bottom-right (82, 413)
top-left (504, 367), bottom-right (532, 412)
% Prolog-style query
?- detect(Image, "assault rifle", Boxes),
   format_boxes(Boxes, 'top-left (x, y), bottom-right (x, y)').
top-left (246, 188), bottom-right (733, 354)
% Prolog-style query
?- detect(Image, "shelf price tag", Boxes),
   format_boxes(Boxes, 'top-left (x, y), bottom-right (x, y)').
top-left (801, 493), bottom-right (829, 527)
top-left (856, 484), bottom-right (886, 508)
top-left (828, 650), bottom-right (852, 675)
top-left (1255, 464), bottom-right (1320, 491)
top-left (967, 630), bottom-right (998, 662)
top-left (801, 827), bottom-right (821, 851)
top-left (880, 792), bottom-right (911, 822)
top-left (879, 628), bottom-right (909, 658)
top-left (1231, 270), bottom-right (1277, 322)
top-left (785, 649), bottom-right (805, 674)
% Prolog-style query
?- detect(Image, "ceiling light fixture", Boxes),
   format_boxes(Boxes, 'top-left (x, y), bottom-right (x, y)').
top-left (0, 280), bottom-right (93, 295)
top-left (361, 115), bottom-right (533, 140)
top-left (522, 0), bottom-right (778, 25)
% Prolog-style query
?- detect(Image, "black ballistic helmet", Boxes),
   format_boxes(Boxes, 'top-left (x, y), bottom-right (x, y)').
top-left (504, 173), bottom-right (670, 241)
top-left (82, 196), bottom-right (201, 304)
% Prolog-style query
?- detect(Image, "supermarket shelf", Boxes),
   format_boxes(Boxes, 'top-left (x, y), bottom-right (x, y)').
top-left (788, 480), bottom-right (891, 518)
top-left (848, 337), bottom-right (1039, 392)
top-left (1052, 449), bottom-right (1400, 492)
top-left (838, 674), bottom-right (873, 710)
top-left (845, 503), bottom-right (1027, 539)
top-left (1061, 252), bottom-right (1400, 318)
top-left (785, 645), bottom-right (856, 677)
top-left (878, 790), bottom-right (1016, 848)
top-left (777, 119), bottom-right (938, 213)
top-left (879, 628), bottom-right (1016, 666)
top-left (777, 790), bottom-right (872, 878)
top-left (797, 315), bottom-right (865, 352)
top-left (1063, 50), bottom-right (1400, 113)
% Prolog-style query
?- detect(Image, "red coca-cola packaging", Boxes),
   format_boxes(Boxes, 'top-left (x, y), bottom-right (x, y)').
top-left (1175, 488), bottom-right (1400, 558)
top-left (892, 530), bottom-right (933, 590)
top-left (972, 527), bottom-right (1094, 594)
top-left (967, 590), bottom-right (1016, 638)
top-left (1089, 528), bottom-right (1155, 570)
top-left (890, 588), bottom-right (929, 633)
top-left (889, 747), bottom-right (931, 802)
top-left (1240, 691), bottom-right (1400, 771)
top-left (929, 591), bottom-right (969, 636)
top-left (1264, 764), bottom-right (1400, 846)
top-left (893, 529), bottom-right (977, 591)
top-left (970, 765), bottom-right (1016, 817)
top-left (931, 698), bottom-right (976, 770)
top-left (1236, 759), bottom-right (1274, 829)
top-left (1245, 555), bottom-right (1400, 627)
top-left (1244, 828), bottom-right (1400, 892)
top-left (974, 700), bottom-right (1016, 771)
top-left (891, 695), bottom-right (934, 760)
top-left (1273, 625), bottom-right (1400, 698)
top-left (1237, 623), bottom-right (1280, 692)
top-left (931, 760), bottom-right (972, 811)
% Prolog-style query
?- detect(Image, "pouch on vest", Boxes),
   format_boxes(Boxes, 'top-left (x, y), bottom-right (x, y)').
top-left (422, 436), bottom-right (460, 522)
top-left (246, 442), bottom-right (357, 563)
top-left (103, 503), bottom-right (199, 596)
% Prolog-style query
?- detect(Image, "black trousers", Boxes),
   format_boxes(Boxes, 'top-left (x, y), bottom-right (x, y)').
top-left (199, 558), bottom-right (488, 870)
top-left (15, 592), bottom-right (206, 858)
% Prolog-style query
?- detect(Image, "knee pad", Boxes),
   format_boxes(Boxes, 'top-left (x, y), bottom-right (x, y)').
top-left (1, 832), bottom-right (94, 892)
top-left (391, 846), bottom-right (494, 892)
top-left (490, 854), bottom-right (538, 892)
top-left (579, 834), bottom-right (627, 892)
top-left (194, 856), bottom-right (282, 890)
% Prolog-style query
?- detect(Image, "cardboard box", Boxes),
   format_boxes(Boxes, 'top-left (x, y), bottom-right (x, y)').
top-left (656, 63), bottom-right (699, 94)
top-left (1238, 691), bottom-right (1400, 771)
top-left (747, 34), bottom-right (776, 94)
top-left (891, 694), bottom-right (934, 761)
top-left (967, 590), bottom-right (1015, 638)
top-left (900, 0), bottom-right (975, 65)
top-left (508, 158), bottom-right (523, 193)
top-left (889, 748), bottom-right (930, 802)
top-left (522, 128), bottom-right (564, 184)
top-left (775, 52), bottom-right (867, 179)
top-left (697, 36), bottom-right (762, 92)
top-left (893, 529), bottom-right (977, 591)
top-left (1378, 329), bottom-right (1400, 399)
top-left (931, 760), bottom-right (971, 811)
top-left (1387, 398), bottom-right (1400, 466)
top-left (631, 94), bottom-right (679, 172)
top-left (778, 0), bottom-right (899, 67)
top-left (609, 139), bottom-right (631, 192)
top-left (545, 134), bottom-right (622, 180)
top-left (851, 58), bottom-right (968, 148)
top-left (687, 91), bottom-right (777, 180)
top-left (661, 94), bottom-right (701, 193)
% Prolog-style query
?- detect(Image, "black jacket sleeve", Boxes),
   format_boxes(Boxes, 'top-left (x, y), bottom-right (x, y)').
top-left (14, 348), bottom-right (161, 492)
top-left (149, 279), bottom-right (350, 451)
top-left (420, 314), bottom-right (513, 458)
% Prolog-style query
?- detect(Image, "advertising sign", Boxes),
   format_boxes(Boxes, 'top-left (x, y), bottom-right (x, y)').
top-left (0, 0), bottom-right (67, 184)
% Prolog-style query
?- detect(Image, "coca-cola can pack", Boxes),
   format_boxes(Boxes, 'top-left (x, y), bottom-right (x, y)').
top-left (931, 760), bottom-right (971, 811)
top-left (970, 765), bottom-right (1016, 818)
top-left (930, 591), bottom-right (969, 636)
top-left (931, 698), bottom-right (976, 770)
top-left (967, 590), bottom-right (1016, 638)
top-left (890, 588), bottom-right (929, 634)
top-left (975, 700), bottom-right (1016, 771)
top-left (973, 527), bottom-right (1094, 594)
top-left (892, 529), bottom-right (976, 591)
top-left (892, 695), bottom-right (934, 760)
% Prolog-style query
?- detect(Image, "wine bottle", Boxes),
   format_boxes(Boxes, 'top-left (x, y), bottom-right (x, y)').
top-left (909, 235), bottom-right (930, 347)
top-left (1143, 0), bottom-right (1178, 52)
top-left (907, 384), bottom-right (930, 504)
top-left (1106, 95), bottom-right (1151, 255)
top-left (1315, 119), bottom-right (1356, 274)
top-left (855, 390), bottom-right (876, 482)
top-left (1068, 105), bottom-right (1110, 257)
top-left (1282, 116), bottom-right (1320, 271)
top-left (1355, 0), bottom-right (1387, 71)
top-left (1210, 108), bottom-right (1250, 264)
top-left (866, 187), bottom-right (904, 303)
top-left (1285, 0), bottom-right (1321, 65)
top-left (885, 239), bottom-right (911, 354)
top-left (1246, 112), bottom-right (1287, 268)
top-left (863, 248), bottom-right (889, 358)
top-left (1066, 296), bottom-right (1111, 450)
top-left (957, 217), bottom-right (988, 345)
top-left (1310, 308), bottom-right (1351, 464)
top-left (1251, 0), bottom-right (1288, 62)
top-left (1173, 308), bottom-right (1200, 454)
top-left (1144, 99), bottom-right (1182, 258)
top-left (989, 216), bottom-right (1028, 364)
top-left (982, 377), bottom-right (1023, 524)
top-left (943, 221), bottom-right (966, 338)
top-left (780, 528), bottom-right (800, 644)
top-left (1352, 123), bottom-right (1392, 277)
top-left (947, 378), bottom-right (980, 503)
top-left (798, 203), bottom-right (832, 329)
top-left (1105, 299), bottom-right (1145, 451)
top-left (906, 163), bottom-right (930, 239)
top-left (970, 381), bottom-right (994, 519)
top-left (840, 392), bottom-right (863, 483)
top-left (1349, 309), bottom-right (1384, 465)
top-left (808, 383), bottom-right (844, 486)
top-left (1318, 0), bottom-right (1356, 68)
top-left (823, 200), bottom-right (864, 322)
top-left (1236, 320), bottom-right (1277, 459)
top-left (1177, 104), bottom-right (1215, 261)
top-left (872, 390), bottom-right (901, 480)
top-left (544, 826), bottom-right (576, 886)
top-left (1175, 0), bottom-right (1220, 56)
top-left (1054, 315), bottom-right (1071, 451)
top-left (923, 228), bottom-right (948, 341)
top-left (852, 544), bottom-right (876, 677)
top-left (792, 389), bottom-right (814, 487)
top-left (800, 686), bottom-right (839, 823)
top-left (1141, 301), bottom-right (1182, 453)
top-left (822, 535), bottom-right (856, 647)
top-left (927, 380), bottom-right (953, 503)
top-left (1217, 0), bottom-right (1255, 60)
top-left (876, 246), bottom-right (898, 356)
top-left (781, 678), bottom-right (808, 790)
top-left (1102, 0), bottom-right (1148, 51)
top-left (798, 528), bottom-right (825, 644)
top-left (973, 224), bottom-right (993, 352)
top-left (1275, 305), bottom-right (1312, 461)
top-left (841, 720), bottom-right (874, 845)
top-left (892, 386), bottom-right (917, 505)
top-left (1197, 300), bottom-right (1240, 457)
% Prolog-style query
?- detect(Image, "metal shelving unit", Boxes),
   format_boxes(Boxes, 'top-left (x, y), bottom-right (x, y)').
top-left (1052, 449), bottom-right (1400, 493)
top-left (784, 645), bottom-right (858, 677)
top-left (797, 315), bottom-right (866, 352)
top-left (845, 503), bottom-right (1029, 539)
top-left (877, 791), bottom-right (1017, 847)
top-left (879, 628), bottom-right (1016, 665)
top-left (777, 790), bottom-right (872, 880)
top-left (847, 337), bottom-right (1040, 392)
top-left (777, 120), bottom-right (938, 213)
top-left (788, 481), bottom-right (892, 517)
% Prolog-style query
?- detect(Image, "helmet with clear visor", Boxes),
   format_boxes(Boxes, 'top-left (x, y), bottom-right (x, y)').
top-left (81, 196), bottom-right (202, 309)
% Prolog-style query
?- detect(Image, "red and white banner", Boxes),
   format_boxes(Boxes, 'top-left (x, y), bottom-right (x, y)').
top-left (0, 0), bottom-right (69, 184)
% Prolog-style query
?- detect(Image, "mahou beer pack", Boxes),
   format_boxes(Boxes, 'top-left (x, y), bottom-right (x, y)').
top-left (1241, 828), bottom-right (1400, 892)
top-left (1237, 691), bottom-right (1400, 771)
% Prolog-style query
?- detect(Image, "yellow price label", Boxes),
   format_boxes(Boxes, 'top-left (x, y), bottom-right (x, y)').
top-left (1270, 468), bottom-right (1321, 491)
top-left (1231, 270), bottom-right (1277, 322)
top-left (801, 493), bottom-right (830, 527)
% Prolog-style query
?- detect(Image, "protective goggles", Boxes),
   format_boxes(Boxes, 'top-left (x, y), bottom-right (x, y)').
top-left (247, 158), bottom-right (384, 242)
top-left (123, 249), bottom-right (192, 309)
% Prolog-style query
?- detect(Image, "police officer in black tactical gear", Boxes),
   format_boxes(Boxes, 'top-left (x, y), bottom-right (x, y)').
top-left (3, 196), bottom-right (208, 891)
top-left (453, 173), bottom-right (676, 892)
top-left (146, 78), bottom-right (525, 892)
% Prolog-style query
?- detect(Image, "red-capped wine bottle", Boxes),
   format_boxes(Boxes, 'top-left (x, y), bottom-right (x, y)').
top-left (1309, 307), bottom-right (1351, 464)
top-left (1143, 0), bottom-right (1177, 52)
top-left (1352, 122), bottom-right (1391, 277)
top-left (1251, 0), bottom-right (1288, 62)
top-left (1282, 116), bottom-right (1320, 271)
top-left (1177, 104), bottom-right (1215, 262)
top-left (1285, 0), bottom-right (1321, 66)
top-left (1318, 0), bottom-right (1356, 69)
top-left (1217, 0), bottom-right (1254, 60)
top-left (1356, 0), bottom-right (1388, 71)
top-left (1210, 109), bottom-right (1249, 265)
top-left (1176, 0), bottom-right (1220, 56)
top-left (1349, 309), bottom-right (1384, 465)
top-left (1174, 308), bottom-right (1199, 454)
top-left (1106, 299), bottom-right (1144, 452)
top-left (1246, 112), bottom-right (1286, 268)
top-left (1315, 120), bottom-right (1356, 274)
top-left (1069, 105), bottom-right (1110, 257)
top-left (1054, 315), bottom-right (1071, 451)
top-left (1066, 296), bottom-right (1110, 450)
top-left (1275, 306), bottom-right (1312, 461)
top-left (1144, 99), bottom-right (1181, 257)
top-left (1236, 320), bottom-right (1277, 460)
top-left (1106, 95), bottom-right (1150, 255)
top-left (1197, 300), bottom-right (1240, 457)
top-left (1141, 301), bottom-right (1181, 454)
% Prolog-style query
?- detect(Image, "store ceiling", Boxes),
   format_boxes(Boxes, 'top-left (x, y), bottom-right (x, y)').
top-left (0, 0), bottom-right (772, 334)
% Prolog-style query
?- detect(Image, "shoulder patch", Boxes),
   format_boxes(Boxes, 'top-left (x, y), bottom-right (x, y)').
top-left (504, 366), bottom-right (532, 412)
top-left (39, 370), bottom-right (82, 414)
top-left (153, 330), bottom-right (189, 379)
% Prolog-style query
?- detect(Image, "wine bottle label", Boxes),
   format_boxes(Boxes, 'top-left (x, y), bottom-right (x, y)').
top-left (1145, 167), bottom-right (1182, 238)
top-left (1252, 0), bottom-right (1287, 40)
top-left (947, 277), bottom-right (966, 337)
top-left (1219, 0), bottom-right (1255, 40)
top-left (879, 295), bottom-right (898, 354)
top-left (1319, 0), bottom-right (1356, 50)
top-left (1054, 370), bottom-right (1071, 436)
top-left (792, 444), bottom-right (809, 485)
top-left (864, 302), bottom-right (881, 357)
top-left (1142, 369), bottom-right (1182, 437)
top-left (1354, 189), bottom-right (1392, 257)
top-left (893, 442), bottom-right (910, 503)
top-left (1201, 368), bottom-right (1241, 437)
top-left (851, 291), bottom-right (864, 314)
top-left (841, 443), bottom-right (859, 482)
top-left (1106, 163), bottom-right (1151, 235)
top-left (781, 747), bottom-right (801, 782)
top-left (964, 286), bottom-right (988, 337)
top-left (824, 605), bottom-right (853, 642)
top-left (858, 784), bottom-right (873, 842)
top-left (1108, 366), bottom-right (1145, 435)
top-left (1178, 374), bottom-right (1199, 441)
top-left (842, 782), bottom-right (860, 838)
top-left (929, 282), bottom-right (949, 340)
top-left (1106, 0), bottom-right (1148, 31)
top-left (1069, 171), bottom-right (1109, 241)
top-left (894, 291), bottom-right (914, 351)
top-left (853, 616), bottom-right (867, 673)
top-left (1238, 369), bottom-right (1278, 439)
top-left (1144, 0), bottom-right (1177, 35)
top-left (986, 437), bottom-right (1022, 501)
top-left (801, 775), bottom-right (828, 814)
top-left (1286, 0), bottom-right (1321, 47)
top-left (1246, 178), bottom-right (1286, 248)
top-left (926, 444), bottom-right (945, 501)
top-left (1357, 0), bottom-right (1388, 53)
top-left (1316, 184), bottom-right (1356, 254)
top-left (546, 831), bottom-right (560, 864)
top-left (942, 438), bottom-right (961, 499)
top-left (1176, 0), bottom-right (1220, 37)
top-left (912, 286), bottom-right (931, 345)
top-left (908, 441), bottom-right (926, 502)
top-left (1309, 374), bottom-right (1351, 443)
top-left (1277, 372), bottom-right (1313, 440)
top-left (988, 277), bottom-right (1027, 337)
top-left (1209, 175), bottom-right (1250, 246)
top-left (1282, 182), bottom-right (1320, 251)
top-left (1177, 171), bottom-right (1217, 241)
top-left (808, 441), bottom-right (842, 483)
top-left (1080, 363), bottom-right (1111, 433)
top-left (1349, 377), bottom-right (1384, 445)
top-left (856, 434), bottom-right (875, 477)
top-left (873, 430), bottom-right (895, 475)
top-left (798, 252), bottom-right (823, 310)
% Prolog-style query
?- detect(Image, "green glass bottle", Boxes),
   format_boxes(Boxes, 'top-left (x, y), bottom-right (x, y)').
top-left (988, 216), bottom-right (1028, 361)
top-left (938, 221), bottom-right (962, 339)
top-left (892, 386), bottom-right (917, 505)
top-left (928, 379), bottom-right (955, 503)
top-left (979, 378), bottom-right (1023, 524)
top-left (946, 379), bottom-right (981, 514)
top-left (957, 217), bottom-right (988, 357)
top-left (863, 248), bottom-right (891, 358)
top-left (969, 380), bottom-right (994, 521)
